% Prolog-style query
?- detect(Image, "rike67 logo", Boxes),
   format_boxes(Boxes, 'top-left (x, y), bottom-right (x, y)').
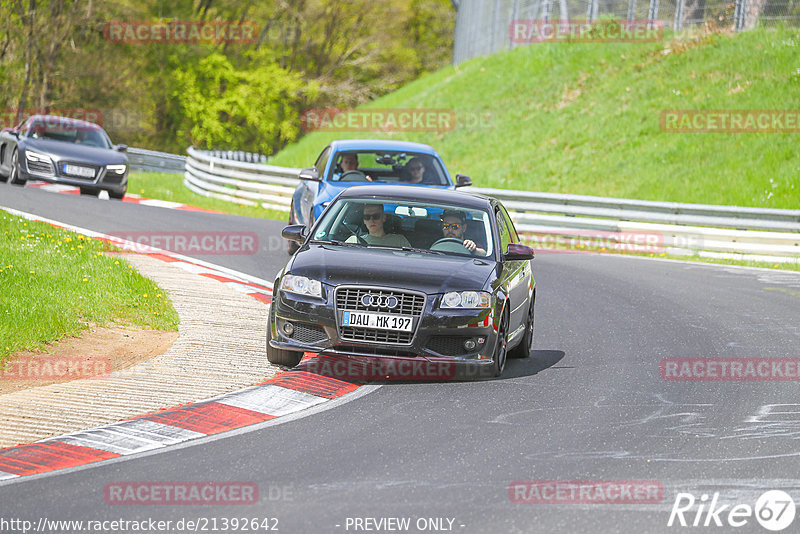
top-left (668, 490), bottom-right (796, 531)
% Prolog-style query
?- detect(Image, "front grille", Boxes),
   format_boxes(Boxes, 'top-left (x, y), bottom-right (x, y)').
top-left (292, 323), bottom-right (327, 344)
top-left (335, 286), bottom-right (426, 345)
top-left (336, 287), bottom-right (425, 316)
top-left (340, 327), bottom-right (412, 344)
top-left (26, 159), bottom-right (54, 177)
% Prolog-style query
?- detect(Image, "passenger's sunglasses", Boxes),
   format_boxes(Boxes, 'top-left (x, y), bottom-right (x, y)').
top-left (363, 213), bottom-right (383, 220)
top-left (442, 223), bottom-right (462, 230)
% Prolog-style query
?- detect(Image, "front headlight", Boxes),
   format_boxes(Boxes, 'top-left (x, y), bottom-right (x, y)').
top-left (25, 150), bottom-right (52, 164)
top-left (440, 291), bottom-right (491, 309)
top-left (106, 164), bottom-right (127, 175)
top-left (281, 274), bottom-right (322, 298)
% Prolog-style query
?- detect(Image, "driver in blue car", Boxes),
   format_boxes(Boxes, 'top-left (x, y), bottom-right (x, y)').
top-left (341, 153), bottom-right (359, 172)
top-left (336, 152), bottom-right (374, 181)
top-left (441, 210), bottom-right (486, 256)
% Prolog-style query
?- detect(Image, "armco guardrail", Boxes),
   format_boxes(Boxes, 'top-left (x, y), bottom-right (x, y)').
top-left (128, 147), bottom-right (186, 174)
top-left (181, 147), bottom-right (800, 263)
top-left (183, 147), bottom-right (299, 211)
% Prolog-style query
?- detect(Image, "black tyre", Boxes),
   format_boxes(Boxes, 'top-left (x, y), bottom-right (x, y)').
top-left (109, 189), bottom-right (125, 200)
top-left (266, 305), bottom-right (303, 367)
top-left (79, 187), bottom-right (98, 196)
top-left (492, 310), bottom-right (509, 377)
top-left (8, 151), bottom-right (26, 186)
top-left (509, 290), bottom-right (535, 359)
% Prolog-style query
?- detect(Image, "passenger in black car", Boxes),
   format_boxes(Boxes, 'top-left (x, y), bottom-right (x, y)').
top-left (346, 204), bottom-right (411, 248)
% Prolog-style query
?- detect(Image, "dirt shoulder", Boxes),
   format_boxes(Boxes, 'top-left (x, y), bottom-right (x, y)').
top-left (0, 325), bottom-right (178, 395)
top-left (0, 253), bottom-right (278, 449)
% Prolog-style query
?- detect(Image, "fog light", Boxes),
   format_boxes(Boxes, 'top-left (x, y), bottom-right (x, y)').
top-left (464, 338), bottom-right (477, 351)
top-left (283, 322), bottom-right (295, 336)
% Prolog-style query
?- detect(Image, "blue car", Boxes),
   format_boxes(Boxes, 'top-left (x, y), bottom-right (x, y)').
top-left (287, 139), bottom-right (471, 254)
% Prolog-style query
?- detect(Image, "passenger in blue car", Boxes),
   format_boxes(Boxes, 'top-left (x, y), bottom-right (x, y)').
top-left (402, 156), bottom-right (430, 184)
top-left (345, 203), bottom-right (411, 248)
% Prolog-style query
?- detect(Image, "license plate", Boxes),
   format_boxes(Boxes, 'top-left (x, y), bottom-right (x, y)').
top-left (63, 164), bottom-right (95, 178)
top-left (341, 311), bottom-right (413, 332)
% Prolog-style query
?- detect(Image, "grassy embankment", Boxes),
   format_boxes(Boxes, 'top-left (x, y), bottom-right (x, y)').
top-left (270, 26), bottom-right (799, 210)
top-left (130, 27), bottom-right (799, 269)
top-left (127, 171), bottom-right (286, 220)
top-left (0, 213), bottom-right (179, 364)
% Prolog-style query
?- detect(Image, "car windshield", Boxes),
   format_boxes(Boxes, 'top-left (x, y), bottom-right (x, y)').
top-left (27, 119), bottom-right (111, 148)
top-left (327, 151), bottom-right (448, 185)
top-left (310, 198), bottom-right (493, 258)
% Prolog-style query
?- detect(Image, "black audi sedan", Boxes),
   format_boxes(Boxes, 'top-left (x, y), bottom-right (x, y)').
top-left (270, 185), bottom-right (535, 379)
top-left (0, 114), bottom-right (128, 198)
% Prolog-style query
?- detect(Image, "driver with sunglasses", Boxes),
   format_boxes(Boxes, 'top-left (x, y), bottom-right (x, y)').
top-left (346, 203), bottom-right (411, 247)
top-left (441, 210), bottom-right (486, 256)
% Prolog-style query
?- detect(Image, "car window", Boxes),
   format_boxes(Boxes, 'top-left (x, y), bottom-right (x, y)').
top-left (496, 209), bottom-right (511, 253)
top-left (311, 198), bottom-right (492, 257)
top-left (499, 204), bottom-right (519, 243)
top-left (27, 120), bottom-right (111, 148)
top-left (315, 146), bottom-right (331, 176)
top-left (327, 151), bottom-right (448, 185)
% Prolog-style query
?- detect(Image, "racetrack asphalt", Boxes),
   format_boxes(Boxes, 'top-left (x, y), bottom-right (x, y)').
top-left (1, 184), bottom-right (800, 533)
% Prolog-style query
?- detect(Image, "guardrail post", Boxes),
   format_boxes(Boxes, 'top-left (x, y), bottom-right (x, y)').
top-left (587, 0), bottom-right (599, 22)
top-left (733, 0), bottom-right (747, 31)
top-left (673, 0), bottom-right (684, 31)
top-left (627, 0), bottom-right (636, 21)
top-left (647, 0), bottom-right (659, 28)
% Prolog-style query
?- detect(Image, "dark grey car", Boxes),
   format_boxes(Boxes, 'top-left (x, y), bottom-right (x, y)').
top-left (270, 185), bottom-right (536, 380)
top-left (0, 114), bottom-right (128, 198)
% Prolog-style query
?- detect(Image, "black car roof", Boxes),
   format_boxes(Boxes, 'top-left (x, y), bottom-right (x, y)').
top-left (337, 185), bottom-right (494, 210)
top-left (26, 114), bottom-right (103, 131)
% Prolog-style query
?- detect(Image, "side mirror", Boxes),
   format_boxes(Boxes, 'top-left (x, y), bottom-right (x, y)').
top-left (298, 167), bottom-right (320, 182)
top-left (282, 224), bottom-right (308, 243)
top-left (503, 243), bottom-right (534, 261)
top-left (116, 144), bottom-right (128, 153)
top-left (455, 174), bottom-right (472, 187)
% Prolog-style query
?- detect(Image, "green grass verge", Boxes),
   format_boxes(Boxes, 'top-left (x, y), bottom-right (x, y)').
top-left (0, 212), bottom-right (180, 364)
top-left (128, 171), bottom-right (286, 221)
top-left (268, 26), bottom-right (800, 210)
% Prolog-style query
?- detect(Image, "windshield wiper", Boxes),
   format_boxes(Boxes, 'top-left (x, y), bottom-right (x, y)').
top-left (310, 239), bottom-right (361, 247)
top-left (399, 246), bottom-right (444, 255)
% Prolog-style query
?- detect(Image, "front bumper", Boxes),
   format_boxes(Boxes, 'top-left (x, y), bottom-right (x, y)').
top-left (269, 285), bottom-right (500, 380)
top-left (20, 157), bottom-right (128, 194)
